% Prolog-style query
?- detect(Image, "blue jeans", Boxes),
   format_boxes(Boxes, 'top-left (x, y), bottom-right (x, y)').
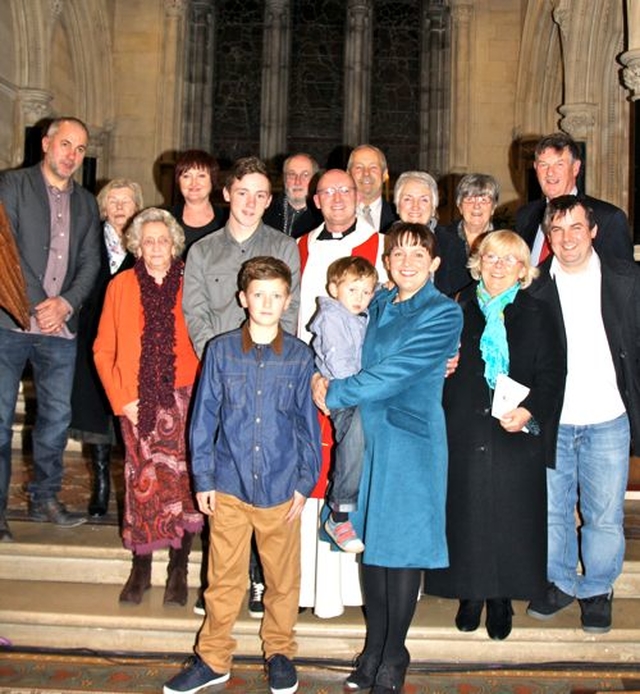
top-left (548, 414), bottom-right (630, 599)
top-left (327, 406), bottom-right (364, 513)
top-left (0, 327), bottom-right (77, 509)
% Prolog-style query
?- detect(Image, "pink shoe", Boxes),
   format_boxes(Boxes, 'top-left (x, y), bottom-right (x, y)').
top-left (324, 517), bottom-right (365, 553)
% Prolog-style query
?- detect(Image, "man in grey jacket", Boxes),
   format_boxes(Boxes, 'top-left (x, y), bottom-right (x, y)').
top-left (0, 117), bottom-right (100, 540)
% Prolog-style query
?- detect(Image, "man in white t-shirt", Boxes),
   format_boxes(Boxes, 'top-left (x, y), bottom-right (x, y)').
top-left (526, 195), bottom-right (640, 634)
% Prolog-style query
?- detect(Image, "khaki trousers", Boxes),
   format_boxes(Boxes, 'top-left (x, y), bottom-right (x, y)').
top-left (196, 492), bottom-right (301, 672)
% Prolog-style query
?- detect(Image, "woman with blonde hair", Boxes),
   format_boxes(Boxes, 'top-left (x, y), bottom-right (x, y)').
top-left (70, 178), bottom-right (143, 517)
top-left (426, 230), bottom-right (566, 640)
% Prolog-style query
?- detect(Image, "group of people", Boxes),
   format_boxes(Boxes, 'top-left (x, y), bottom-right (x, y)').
top-left (0, 117), bottom-right (639, 694)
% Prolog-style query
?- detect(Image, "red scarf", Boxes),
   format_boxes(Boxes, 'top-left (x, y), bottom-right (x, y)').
top-left (134, 257), bottom-right (183, 438)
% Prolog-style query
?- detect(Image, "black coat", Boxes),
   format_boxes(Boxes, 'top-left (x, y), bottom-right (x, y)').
top-left (70, 237), bottom-right (135, 435)
top-left (528, 253), bottom-right (640, 453)
top-left (379, 198), bottom-right (398, 233)
top-left (426, 285), bottom-right (565, 601)
top-left (262, 194), bottom-right (323, 239)
top-left (433, 223), bottom-right (473, 297)
top-left (515, 196), bottom-right (633, 262)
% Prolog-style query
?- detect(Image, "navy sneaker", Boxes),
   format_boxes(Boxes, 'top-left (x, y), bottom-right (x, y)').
top-left (526, 583), bottom-right (574, 620)
top-left (266, 654), bottom-right (298, 694)
top-left (163, 655), bottom-right (229, 694)
top-left (579, 591), bottom-right (613, 633)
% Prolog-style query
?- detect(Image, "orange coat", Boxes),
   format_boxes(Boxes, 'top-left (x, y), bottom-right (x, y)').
top-left (94, 268), bottom-right (199, 415)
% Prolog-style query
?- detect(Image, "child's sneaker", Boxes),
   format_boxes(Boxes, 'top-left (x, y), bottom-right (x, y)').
top-left (324, 516), bottom-right (365, 553)
top-left (163, 655), bottom-right (229, 694)
top-left (266, 654), bottom-right (298, 694)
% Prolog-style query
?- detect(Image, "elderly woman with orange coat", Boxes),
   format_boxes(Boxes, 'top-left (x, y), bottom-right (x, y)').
top-left (94, 207), bottom-right (203, 606)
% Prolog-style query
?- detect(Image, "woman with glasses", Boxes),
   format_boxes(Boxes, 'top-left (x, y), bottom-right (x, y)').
top-left (94, 208), bottom-right (203, 606)
top-left (426, 230), bottom-right (565, 640)
top-left (450, 173), bottom-right (500, 255)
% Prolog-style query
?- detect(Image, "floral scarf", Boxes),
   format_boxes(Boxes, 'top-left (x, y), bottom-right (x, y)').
top-left (135, 257), bottom-right (183, 438)
top-left (476, 279), bottom-right (519, 390)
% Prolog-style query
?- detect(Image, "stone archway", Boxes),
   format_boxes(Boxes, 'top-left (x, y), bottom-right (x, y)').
top-left (513, 0), bottom-right (630, 211)
top-left (0, 0), bottom-right (113, 172)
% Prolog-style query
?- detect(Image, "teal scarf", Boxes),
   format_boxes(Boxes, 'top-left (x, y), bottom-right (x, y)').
top-left (477, 280), bottom-right (520, 389)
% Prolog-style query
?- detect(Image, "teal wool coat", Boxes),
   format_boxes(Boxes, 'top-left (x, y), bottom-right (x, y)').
top-left (326, 281), bottom-right (463, 568)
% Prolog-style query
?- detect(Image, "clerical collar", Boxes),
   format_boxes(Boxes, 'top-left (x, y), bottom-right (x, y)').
top-left (317, 220), bottom-right (357, 240)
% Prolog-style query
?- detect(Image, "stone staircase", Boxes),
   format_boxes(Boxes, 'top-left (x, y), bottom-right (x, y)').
top-left (3, 381), bottom-right (640, 666)
top-left (1, 517), bottom-right (640, 665)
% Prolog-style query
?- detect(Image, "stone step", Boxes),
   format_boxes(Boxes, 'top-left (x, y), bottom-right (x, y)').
top-left (1, 578), bottom-right (640, 664)
top-left (2, 521), bottom-right (640, 597)
top-left (8, 520), bottom-right (640, 599)
top-left (0, 522), bottom-right (203, 587)
top-left (1, 521), bottom-right (640, 664)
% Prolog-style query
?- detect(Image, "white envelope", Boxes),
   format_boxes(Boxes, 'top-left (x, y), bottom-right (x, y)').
top-left (491, 373), bottom-right (530, 420)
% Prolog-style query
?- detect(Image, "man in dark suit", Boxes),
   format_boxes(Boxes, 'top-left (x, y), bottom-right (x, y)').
top-left (526, 195), bottom-right (640, 634)
top-left (515, 132), bottom-right (632, 264)
top-left (347, 144), bottom-right (398, 233)
top-left (0, 117), bottom-right (100, 539)
top-left (262, 152), bottom-right (323, 239)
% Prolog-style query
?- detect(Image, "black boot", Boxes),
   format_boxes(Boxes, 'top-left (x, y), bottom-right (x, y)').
top-left (119, 553), bottom-right (152, 604)
top-left (486, 598), bottom-right (514, 640)
top-left (164, 532), bottom-right (194, 606)
top-left (88, 443), bottom-right (111, 517)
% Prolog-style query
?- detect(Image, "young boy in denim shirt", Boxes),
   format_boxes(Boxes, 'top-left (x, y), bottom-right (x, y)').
top-left (309, 256), bottom-right (378, 553)
top-left (164, 256), bottom-right (321, 694)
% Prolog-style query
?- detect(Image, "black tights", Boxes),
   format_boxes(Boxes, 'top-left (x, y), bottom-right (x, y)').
top-left (360, 564), bottom-right (421, 666)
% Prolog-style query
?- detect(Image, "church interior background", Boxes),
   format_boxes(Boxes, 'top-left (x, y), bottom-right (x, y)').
top-left (0, 0), bottom-right (638, 237)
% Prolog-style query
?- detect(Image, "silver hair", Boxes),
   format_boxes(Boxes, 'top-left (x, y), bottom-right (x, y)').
top-left (455, 173), bottom-right (500, 208)
top-left (126, 207), bottom-right (185, 257)
top-left (393, 170), bottom-right (440, 228)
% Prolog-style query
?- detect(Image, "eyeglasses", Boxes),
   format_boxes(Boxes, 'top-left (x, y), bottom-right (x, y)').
top-left (482, 253), bottom-right (521, 268)
top-left (285, 171), bottom-right (312, 181)
top-left (462, 194), bottom-right (494, 205)
top-left (316, 185), bottom-right (354, 197)
top-left (141, 236), bottom-right (172, 248)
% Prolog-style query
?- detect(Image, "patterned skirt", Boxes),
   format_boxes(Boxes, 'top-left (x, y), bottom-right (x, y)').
top-left (119, 384), bottom-right (203, 554)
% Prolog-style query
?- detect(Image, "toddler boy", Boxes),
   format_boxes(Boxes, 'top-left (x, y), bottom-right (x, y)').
top-left (309, 256), bottom-right (378, 553)
top-left (164, 256), bottom-right (321, 694)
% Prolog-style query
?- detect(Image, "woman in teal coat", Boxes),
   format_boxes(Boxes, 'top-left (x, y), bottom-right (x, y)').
top-left (315, 222), bottom-right (463, 694)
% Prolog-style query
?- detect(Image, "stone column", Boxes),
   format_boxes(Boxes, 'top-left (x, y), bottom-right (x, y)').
top-left (155, 0), bottom-right (187, 159)
top-left (182, 0), bottom-right (217, 151)
top-left (620, 0), bottom-right (640, 100)
top-left (449, 1), bottom-right (472, 173)
top-left (419, 0), bottom-right (450, 176)
top-left (18, 88), bottom-right (53, 128)
top-left (620, 0), bottom-right (640, 244)
top-left (260, 0), bottom-right (291, 162)
top-left (343, 0), bottom-right (373, 146)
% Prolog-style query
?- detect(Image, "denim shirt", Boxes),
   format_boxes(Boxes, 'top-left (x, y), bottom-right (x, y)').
top-left (190, 323), bottom-right (321, 507)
